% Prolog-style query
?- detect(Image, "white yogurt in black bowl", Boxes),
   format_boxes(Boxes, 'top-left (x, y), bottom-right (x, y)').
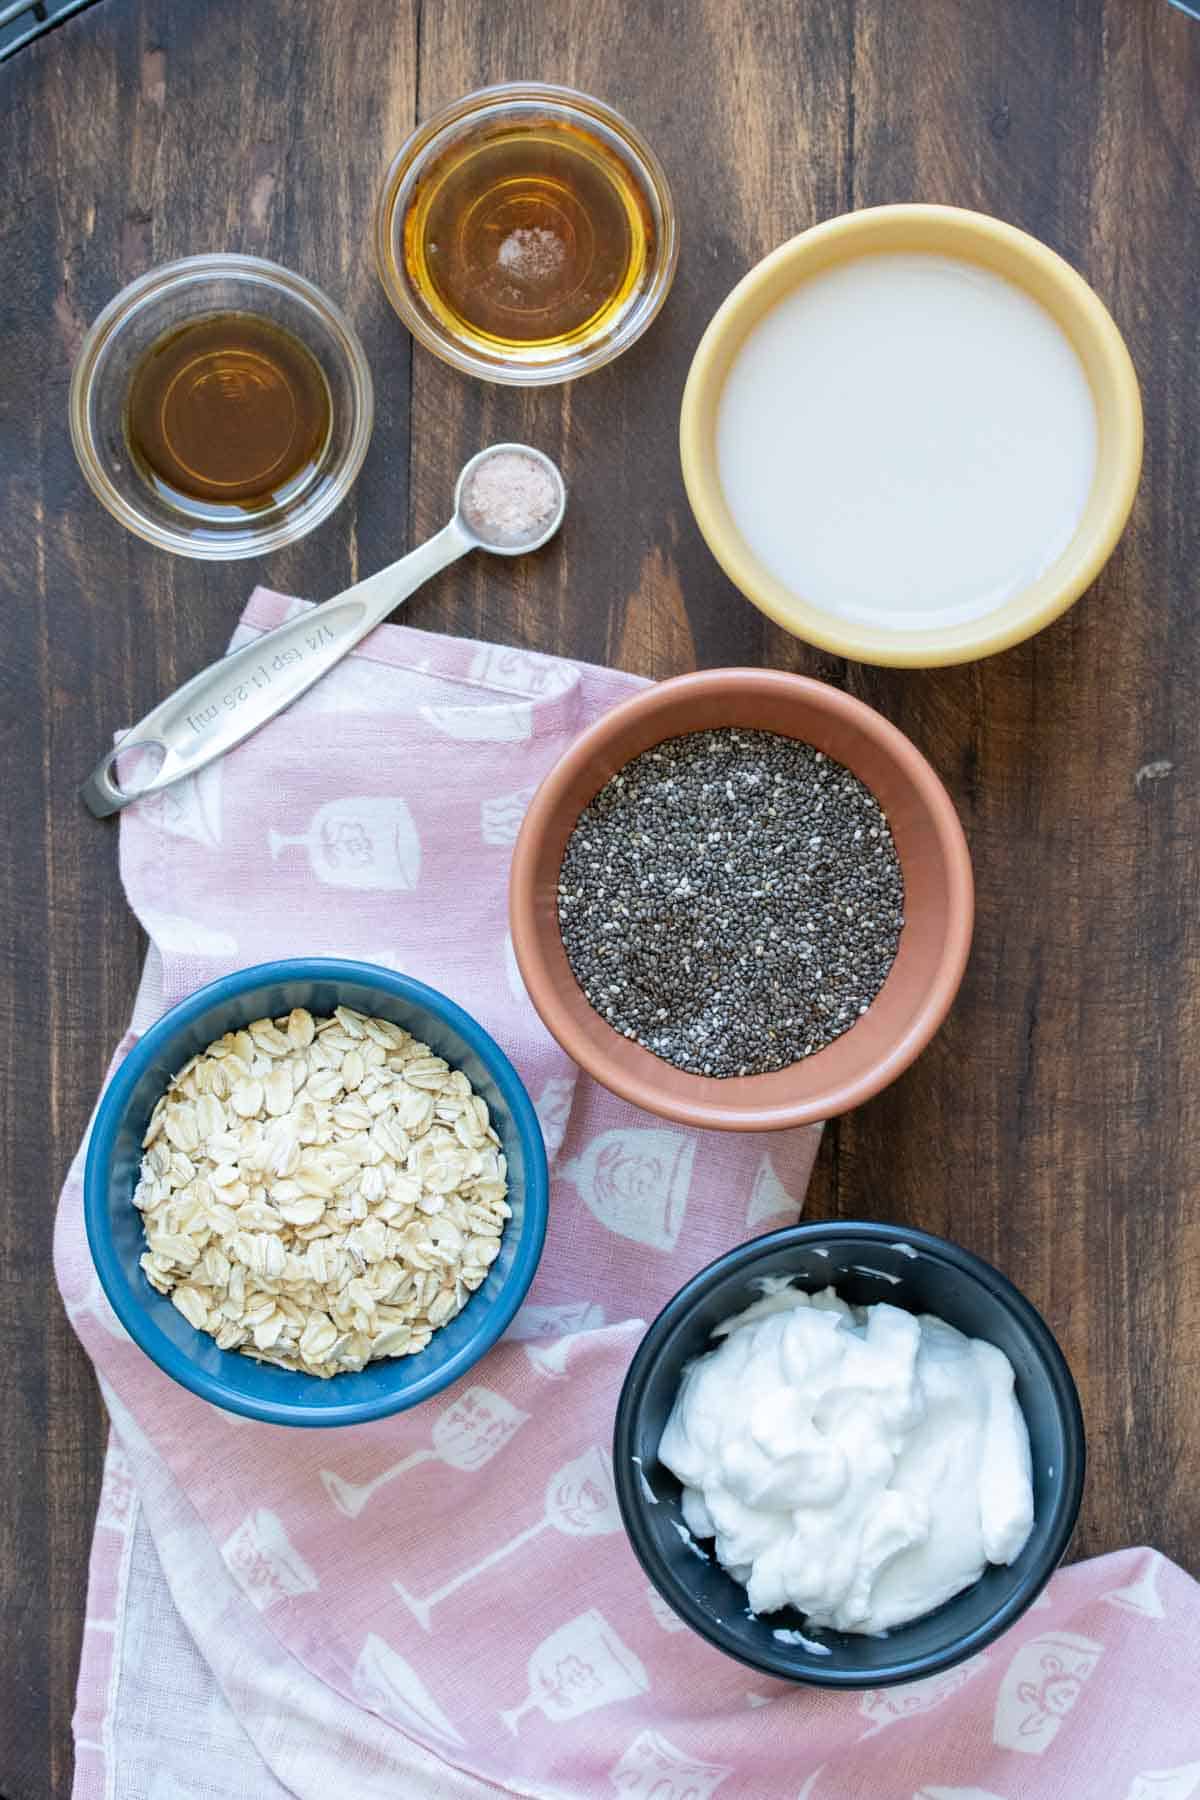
top-left (613, 1221), bottom-right (1084, 1687)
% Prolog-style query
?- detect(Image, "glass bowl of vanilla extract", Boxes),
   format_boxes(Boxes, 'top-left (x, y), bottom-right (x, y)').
top-left (69, 254), bottom-right (374, 558)
top-left (375, 83), bottom-right (678, 386)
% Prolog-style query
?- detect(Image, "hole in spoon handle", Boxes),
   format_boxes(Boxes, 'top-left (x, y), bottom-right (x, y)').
top-left (79, 738), bottom-right (169, 818)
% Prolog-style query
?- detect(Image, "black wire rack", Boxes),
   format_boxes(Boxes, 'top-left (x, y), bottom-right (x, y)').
top-left (0, 0), bottom-right (101, 61)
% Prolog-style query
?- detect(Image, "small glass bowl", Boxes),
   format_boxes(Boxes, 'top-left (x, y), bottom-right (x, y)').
top-left (69, 253), bottom-right (374, 560)
top-left (374, 82), bottom-right (678, 386)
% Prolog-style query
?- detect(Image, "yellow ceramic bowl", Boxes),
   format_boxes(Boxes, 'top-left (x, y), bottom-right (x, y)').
top-left (680, 205), bottom-right (1143, 668)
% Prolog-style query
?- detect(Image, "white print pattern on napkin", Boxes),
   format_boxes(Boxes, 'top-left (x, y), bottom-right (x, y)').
top-left (859, 1656), bottom-right (990, 1736)
top-left (361, 946), bottom-right (408, 973)
top-left (1124, 1768), bottom-right (1200, 1800)
top-left (507, 1300), bottom-right (607, 1380)
top-left (466, 645), bottom-right (579, 698)
top-left (66, 1263), bottom-right (133, 1346)
top-left (607, 1727), bottom-right (732, 1798)
top-left (320, 1385), bottom-right (529, 1519)
top-left (523, 1329), bottom-right (599, 1379)
top-left (746, 1151), bottom-right (803, 1228)
top-left (220, 1510), bottom-right (319, 1612)
top-left (913, 1788), bottom-right (1008, 1799)
top-left (139, 760), bottom-right (223, 848)
top-left (992, 1631), bottom-right (1103, 1754)
top-left (533, 1075), bottom-right (576, 1161)
top-left (420, 701), bottom-right (534, 741)
top-left (139, 910), bottom-right (239, 957)
top-left (352, 1633), bottom-right (466, 1748)
top-left (296, 655), bottom-right (414, 714)
top-left (393, 1447), bottom-right (619, 1631)
top-left (481, 785), bottom-right (538, 846)
top-left (644, 1586), bottom-right (685, 1634)
top-left (500, 1609), bottom-right (650, 1735)
top-left (268, 795), bottom-right (421, 890)
top-left (507, 1300), bottom-right (606, 1341)
top-left (560, 1127), bottom-right (696, 1251)
top-left (503, 930), bottom-right (530, 1003)
top-left (95, 1440), bottom-right (137, 1533)
top-left (1104, 1551), bottom-right (1167, 1618)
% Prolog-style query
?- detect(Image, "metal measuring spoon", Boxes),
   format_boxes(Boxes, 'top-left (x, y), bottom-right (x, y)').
top-left (80, 444), bottom-right (566, 817)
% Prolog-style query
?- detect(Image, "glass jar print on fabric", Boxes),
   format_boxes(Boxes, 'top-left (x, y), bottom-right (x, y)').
top-left (394, 1447), bottom-right (618, 1630)
top-left (992, 1630), bottom-right (1104, 1755)
top-left (858, 1654), bottom-right (990, 1735)
top-left (500, 1608), bottom-right (649, 1736)
top-left (559, 1128), bottom-right (696, 1252)
top-left (466, 644), bottom-right (580, 699)
top-left (608, 1728), bottom-right (732, 1800)
top-left (268, 796), bottom-right (421, 890)
top-left (320, 1384), bottom-right (528, 1519)
top-left (220, 1509), bottom-right (319, 1613)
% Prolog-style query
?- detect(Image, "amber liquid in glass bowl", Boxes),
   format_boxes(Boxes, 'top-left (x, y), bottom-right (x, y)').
top-left (125, 313), bottom-right (332, 515)
top-left (402, 117), bottom-right (656, 361)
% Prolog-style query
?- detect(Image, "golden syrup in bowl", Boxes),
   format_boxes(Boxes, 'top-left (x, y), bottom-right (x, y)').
top-left (378, 84), bottom-right (677, 384)
top-left (404, 119), bottom-right (653, 357)
top-left (125, 313), bottom-right (332, 513)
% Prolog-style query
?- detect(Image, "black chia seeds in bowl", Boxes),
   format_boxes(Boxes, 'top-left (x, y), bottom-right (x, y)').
top-left (556, 728), bottom-right (905, 1077)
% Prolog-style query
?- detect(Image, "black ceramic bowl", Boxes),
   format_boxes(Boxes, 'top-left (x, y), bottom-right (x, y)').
top-left (613, 1221), bottom-right (1085, 1688)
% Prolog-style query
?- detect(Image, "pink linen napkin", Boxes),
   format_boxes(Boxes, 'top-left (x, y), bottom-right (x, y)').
top-left (56, 592), bottom-right (1200, 1800)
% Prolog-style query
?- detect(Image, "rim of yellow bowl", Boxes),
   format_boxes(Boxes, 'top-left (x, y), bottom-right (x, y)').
top-left (680, 204), bottom-right (1144, 669)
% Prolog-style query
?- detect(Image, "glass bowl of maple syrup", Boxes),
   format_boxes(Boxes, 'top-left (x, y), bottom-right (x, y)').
top-left (69, 253), bottom-right (374, 559)
top-left (375, 82), bottom-right (678, 385)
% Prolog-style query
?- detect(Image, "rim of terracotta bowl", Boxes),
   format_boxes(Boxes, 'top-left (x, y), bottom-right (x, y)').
top-left (680, 204), bottom-right (1143, 668)
top-left (508, 668), bottom-right (974, 1130)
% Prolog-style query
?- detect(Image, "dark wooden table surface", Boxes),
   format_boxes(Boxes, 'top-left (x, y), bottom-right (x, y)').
top-left (3, 1), bottom-right (1199, 1795)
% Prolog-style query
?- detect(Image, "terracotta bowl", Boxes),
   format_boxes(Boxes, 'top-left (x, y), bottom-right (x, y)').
top-left (508, 668), bottom-right (973, 1130)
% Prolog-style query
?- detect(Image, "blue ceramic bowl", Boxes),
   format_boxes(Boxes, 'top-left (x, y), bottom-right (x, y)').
top-left (85, 959), bottom-right (549, 1426)
top-left (614, 1222), bottom-right (1085, 1687)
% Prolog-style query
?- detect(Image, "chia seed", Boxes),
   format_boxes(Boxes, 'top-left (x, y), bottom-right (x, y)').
top-left (556, 728), bottom-right (905, 1078)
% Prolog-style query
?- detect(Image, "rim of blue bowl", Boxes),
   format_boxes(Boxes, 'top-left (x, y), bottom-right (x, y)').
top-left (84, 958), bottom-right (550, 1426)
top-left (613, 1220), bottom-right (1086, 1688)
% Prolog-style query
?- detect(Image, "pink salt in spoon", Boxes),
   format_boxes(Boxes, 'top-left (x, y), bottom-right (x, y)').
top-left (80, 444), bottom-right (566, 817)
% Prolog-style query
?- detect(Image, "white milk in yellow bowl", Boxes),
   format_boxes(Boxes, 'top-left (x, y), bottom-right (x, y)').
top-left (715, 252), bottom-right (1099, 630)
